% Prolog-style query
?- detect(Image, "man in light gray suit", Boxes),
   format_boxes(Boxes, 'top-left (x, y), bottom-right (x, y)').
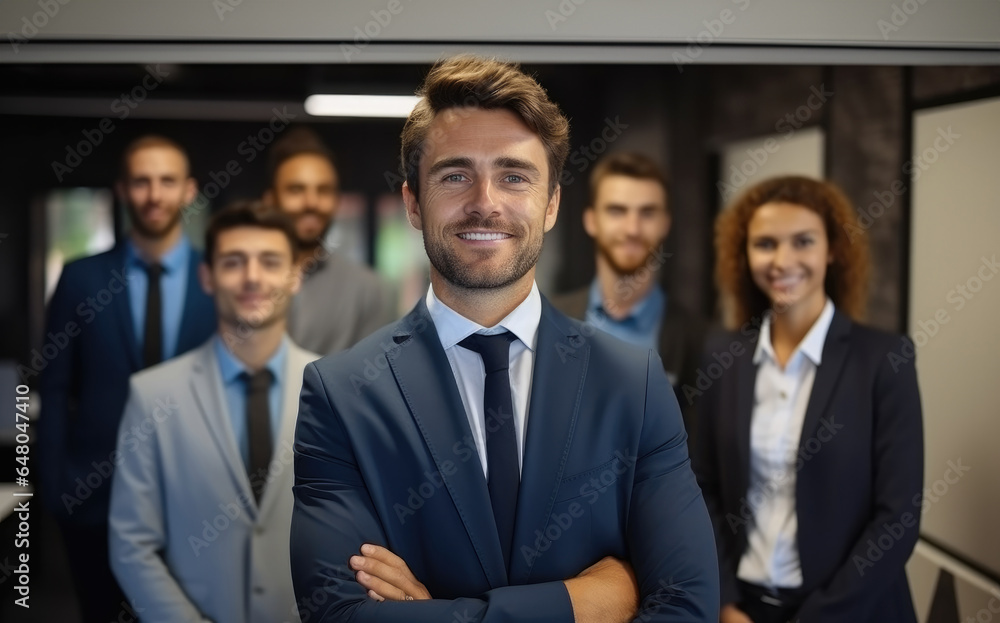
top-left (109, 201), bottom-right (318, 623)
top-left (262, 127), bottom-right (394, 354)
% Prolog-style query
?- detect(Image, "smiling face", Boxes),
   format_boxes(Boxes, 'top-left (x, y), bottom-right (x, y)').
top-left (584, 174), bottom-right (670, 276)
top-left (402, 107), bottom-right (559, 292)
top-left (746, 201), bottom-right (832, 318)
top-left (266, 153), bottom-right (339, 247)
top-left (118, 145), bottom-right (196, 239)
top-left (200, 226), bottom-right (301, 331)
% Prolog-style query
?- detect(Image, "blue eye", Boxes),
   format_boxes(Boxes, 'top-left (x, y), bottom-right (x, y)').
top-left (503, 174), bottom-right (524, 183)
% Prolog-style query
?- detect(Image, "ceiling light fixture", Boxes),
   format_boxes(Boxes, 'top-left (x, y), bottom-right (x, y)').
top-left (303, 94), bottom-right (421, 118)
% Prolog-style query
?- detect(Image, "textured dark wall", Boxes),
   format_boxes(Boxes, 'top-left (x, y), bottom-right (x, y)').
top-left (912, 66), bottom-right (1000, 103)
top-left (827, 66), bottom-right (906, 331)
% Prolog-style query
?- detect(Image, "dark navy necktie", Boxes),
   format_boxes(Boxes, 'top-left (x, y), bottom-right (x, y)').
top-left (142, 262), bottom-right (163, 369)
top-left (242, 369), bottom-right (274, 504)
top-left (459, 331), bottom-right (520, 572)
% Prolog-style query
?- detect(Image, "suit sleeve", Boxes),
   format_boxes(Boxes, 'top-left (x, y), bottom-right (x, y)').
top-left (625, 351), bottom-right (720, 622)
top-left (38, 264), bottom-right (79, 517)
top-left (794, 336), bottom-right (924, 622)
top-left (290, 362), bottom-right (575, 623)
top-left (108, 382), bottom-right (212, 623)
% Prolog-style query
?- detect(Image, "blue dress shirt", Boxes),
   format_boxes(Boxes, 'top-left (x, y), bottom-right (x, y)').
top-left (584, 278), bottom-right (666, 353)
top-left (125, 235), bottom-right (191, 360)
top-left (212, 335), bottom-right (288, 467)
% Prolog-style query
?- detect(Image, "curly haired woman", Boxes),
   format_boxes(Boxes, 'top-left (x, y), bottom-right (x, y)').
top-left (693, 175), bottom-right (924, 623)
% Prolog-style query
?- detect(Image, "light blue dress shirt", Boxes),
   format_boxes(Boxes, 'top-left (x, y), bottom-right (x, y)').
top-left (212, 335), bottom-right (288, 467)
top-left (584, 278), bottom-right (666, 353)
top-left (125, 235), bottom-right (191, 360)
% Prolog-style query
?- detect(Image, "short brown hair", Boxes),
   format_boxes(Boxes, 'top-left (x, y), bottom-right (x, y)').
top-left (400, 55), bottom-right (570, 199)
top-left (119, 135), bottom-right (190, 181)
top-left (204, 200), bottom-right (300, 265)
top-left (715, 175), bottom-right (870, 329)
top-left (266, 126), bottom-right (339, 192)
top-left (589, 151), bottom-right (670, 212)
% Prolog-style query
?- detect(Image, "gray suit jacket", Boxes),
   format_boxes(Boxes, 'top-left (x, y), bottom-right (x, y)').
top-left (288, 250), bottom-right (395, 355)
top-left (109, 337), bottom-right (318, 623)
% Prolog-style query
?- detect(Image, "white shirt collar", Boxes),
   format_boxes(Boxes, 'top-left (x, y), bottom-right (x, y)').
top-left (754, 298), bottom-right (836, 367)
top-left (425, 281), bottom-right (541, 352)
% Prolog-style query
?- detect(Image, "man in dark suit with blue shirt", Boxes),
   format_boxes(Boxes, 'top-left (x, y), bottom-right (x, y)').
top-left (39, 135), bottom-right (216, 621)
top-left (290, 55), bottom-right (718, 623)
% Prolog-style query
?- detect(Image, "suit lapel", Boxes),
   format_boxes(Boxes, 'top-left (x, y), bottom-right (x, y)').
top-left (798, 310), bottom-right (851, 447)
top-left (108, 245), bottom-right (141, 371)
top-left (189, 340), bottom-right (258, 519)
top-left (386, 302), bottom-right (508, 589)
top-left (509, 298), bottom-right (588, 584)
top-left (257, 344), bottom-right (313, 525)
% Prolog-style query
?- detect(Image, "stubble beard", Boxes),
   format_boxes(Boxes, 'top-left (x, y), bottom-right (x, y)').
top-left (423, 218), bottom-right (542, 291)
top-left (596, 239), bottom-right (655, 277)
top-left (128, 202), bottom-right (183, 239)
top-left (293, 209), bottom-right (333, 252)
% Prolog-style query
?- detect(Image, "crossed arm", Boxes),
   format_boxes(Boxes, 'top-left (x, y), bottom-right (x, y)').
top-left (290, 354), bottom-right (718, 622)
top-left (350, 543), bottom-right (639, 622)
top-left (291, 363), bottom-right (634, 622)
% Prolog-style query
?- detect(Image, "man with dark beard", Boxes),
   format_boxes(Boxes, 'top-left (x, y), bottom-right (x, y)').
top-left (262, 128), bottom-right (392, 354)
top-left (551, 152), bottom-right (706, 434)
top-left (289, 56), bottom-right (718, 623)
top-left (39, 135), bottom-right (216, 621)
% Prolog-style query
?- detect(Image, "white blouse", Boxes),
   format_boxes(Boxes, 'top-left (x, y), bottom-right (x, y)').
top-left (737, 299), bottom-right (835, 589)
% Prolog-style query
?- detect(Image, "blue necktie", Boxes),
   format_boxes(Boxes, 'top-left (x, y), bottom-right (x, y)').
top-left (459, 331), bottom-right (520, 572)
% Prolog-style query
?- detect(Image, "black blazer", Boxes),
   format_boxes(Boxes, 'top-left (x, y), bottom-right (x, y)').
top-left (549, 286), bottom-right (707, 434)
top-left (692, 309), bottom-right (923, 623)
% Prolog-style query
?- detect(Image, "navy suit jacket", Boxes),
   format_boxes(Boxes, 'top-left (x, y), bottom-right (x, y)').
top-left (291, 296), bottom-right (719, 622)
top-left (38, 242), bottom-right (216, 525)
top-left (692, 310), bottom-right (923, 623)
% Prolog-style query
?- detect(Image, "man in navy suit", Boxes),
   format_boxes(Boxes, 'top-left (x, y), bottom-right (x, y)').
top-left (290, 55), bottom-right (719, 622)
top-left (39, 135), bottom-right (216, 621)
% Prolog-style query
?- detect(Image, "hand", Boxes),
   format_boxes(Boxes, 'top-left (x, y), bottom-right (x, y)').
top-left (720, 603), bottom-right (753, 623)
top-left (563, 556), bottom-right (639, 623)
top-left (349, 543), bottom-right (432, 602)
